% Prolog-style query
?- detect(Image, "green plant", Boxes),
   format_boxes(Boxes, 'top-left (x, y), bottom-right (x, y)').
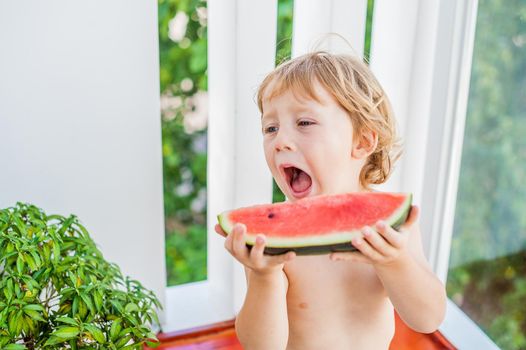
top-left (0, 203), bottom-right (162, 349)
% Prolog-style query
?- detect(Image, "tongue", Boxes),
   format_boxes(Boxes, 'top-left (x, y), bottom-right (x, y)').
top-left (291, 169), bottom-right (312, 192)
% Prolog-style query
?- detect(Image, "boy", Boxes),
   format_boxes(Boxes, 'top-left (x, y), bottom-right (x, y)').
top-left (215, 51), bottom-right (446, 350)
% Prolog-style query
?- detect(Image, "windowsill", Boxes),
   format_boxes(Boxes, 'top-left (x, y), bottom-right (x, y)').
top-left (439, 299), bottom-right (500, 350)
top-left (145, 313), bottom-right (456, 350)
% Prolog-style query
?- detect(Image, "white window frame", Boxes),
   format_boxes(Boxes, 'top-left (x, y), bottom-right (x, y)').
top-left (292, 0), bottom-right (368, 58)
top-left (371, 0), bottom-right (500, 348)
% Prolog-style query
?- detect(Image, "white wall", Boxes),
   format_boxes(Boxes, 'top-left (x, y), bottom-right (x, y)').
top-left (0, 0), bottom-right (166, 312)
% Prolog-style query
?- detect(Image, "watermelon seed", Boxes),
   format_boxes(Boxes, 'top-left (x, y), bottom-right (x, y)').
top-left (268, 213), bottom-right (275, 219)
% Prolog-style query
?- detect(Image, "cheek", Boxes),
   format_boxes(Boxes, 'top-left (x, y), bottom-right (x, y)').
top-left (263, 142), bottom-right (278, 173)
top-left (262, 141), bottom-right (272, 161)
top-left (319, 137), bottom-right (352, 163)
top-left (310, 140), bottom-right (352, 182)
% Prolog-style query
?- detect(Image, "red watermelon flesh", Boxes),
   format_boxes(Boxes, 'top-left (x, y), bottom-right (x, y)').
top-left (217, 192), bottom-right (412, 255)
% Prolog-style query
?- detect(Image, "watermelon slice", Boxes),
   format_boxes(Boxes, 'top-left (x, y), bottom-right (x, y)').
top-left (217, 192), bottom-right (412, 255)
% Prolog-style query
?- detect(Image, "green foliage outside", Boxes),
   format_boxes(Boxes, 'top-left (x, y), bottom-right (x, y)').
top-left (448, 251), bottom-right (526, 349)
top-left (363, 0), bottom-right (375, 62)
top-left (275, 0), bottom-right (294, 66)
top-left (0, 203), bottom-right (161, 349)
top-left (272, 0), bottom-right (294, 204)
top-left (446, 0), bottom-right (526, 348)
top-left (158, 0), bottom-right (208, 286)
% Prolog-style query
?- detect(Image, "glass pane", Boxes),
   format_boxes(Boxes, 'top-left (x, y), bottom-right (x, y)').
top-left (446, 1), bottom-right (526, 349)
top-left (363, 0), bottom-right (375, 62)
top-left (158, 0), bottom-right (208, 286)
top-left (273, 0), bottom-right (294, 203)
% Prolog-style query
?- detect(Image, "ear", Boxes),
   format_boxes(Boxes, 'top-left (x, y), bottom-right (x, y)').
top-left (351, 130), bottom-right (378, 159)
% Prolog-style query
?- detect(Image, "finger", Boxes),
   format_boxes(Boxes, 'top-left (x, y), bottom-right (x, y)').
top-left (363, 226), bottom-right (397, 256)
top-left (374, 221), bottom-right (404, 249)
top-left (352, 236), bottom-right (383, 261)
top-left (268, 250), bottom-right (296, 265)
top-left (231, 224), bottom-right (249, 261)
top-left (330, 251), bottom-right (371, 263)
top-left (249, 234), bottom-right (266, 261)
top-left (224, 226), bottom-right (234, 252)
top-left (215, 224), bottom-right (227, 237)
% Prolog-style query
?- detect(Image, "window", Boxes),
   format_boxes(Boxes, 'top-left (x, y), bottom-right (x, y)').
top-left (161, 0), bottom-right (278, 331)
top-left (158, 0), bottom-right (208, 287)
top-left (273, 0), bottom-right (294, 203)
top-left (446, 1), bottom-right (526, 349)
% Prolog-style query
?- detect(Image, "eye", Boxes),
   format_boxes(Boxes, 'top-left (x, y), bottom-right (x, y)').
top-left (263, 125), bottom-right (278, 134)
top-left (298, 120), bottom-right (315, 127)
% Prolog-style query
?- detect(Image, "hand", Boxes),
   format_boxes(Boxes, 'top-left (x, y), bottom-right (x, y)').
top-left (215, 223), bottom-right (296, 276)
top-left (329, 206), bottom-right (420, 266)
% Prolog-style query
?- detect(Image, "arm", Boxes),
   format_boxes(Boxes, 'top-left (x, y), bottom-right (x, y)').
top-left (216, 223), bottom-right (295, 350)
top-left (236, 268), bottom-right (289, 350)
top-left (373, 223), bottom-right (446, 333)
top-left (330, 206), bottom-right (446, 333)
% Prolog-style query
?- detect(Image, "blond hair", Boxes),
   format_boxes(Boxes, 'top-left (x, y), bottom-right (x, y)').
top-left (257, 51), bottom-right (402, 188)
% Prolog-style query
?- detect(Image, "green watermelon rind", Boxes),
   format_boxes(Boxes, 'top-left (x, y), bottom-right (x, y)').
top-left (217, 193), bottom-right (413, 256)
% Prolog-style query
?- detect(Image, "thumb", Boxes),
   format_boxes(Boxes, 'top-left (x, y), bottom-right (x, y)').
top-left (270, 251), bottom-right (296, 265)
top-left (401, 205), bottom-right (419, 230)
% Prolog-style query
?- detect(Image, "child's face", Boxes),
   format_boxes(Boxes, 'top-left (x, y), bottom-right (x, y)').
top-left (261, 81), bottom-right (366, 201)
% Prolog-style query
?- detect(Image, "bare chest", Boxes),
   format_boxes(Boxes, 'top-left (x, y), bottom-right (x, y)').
top-left (284, 255), bottom-right (386, 308)
top-left (283, 255), bottom-right (394, 349)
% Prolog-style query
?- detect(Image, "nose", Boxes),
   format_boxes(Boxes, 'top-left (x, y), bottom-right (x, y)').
top-left (273, 129), bottom-right (295, 152)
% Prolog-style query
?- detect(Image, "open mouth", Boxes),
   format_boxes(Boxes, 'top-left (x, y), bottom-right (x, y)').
top-left (281, 165), bottom-right (313, 199)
